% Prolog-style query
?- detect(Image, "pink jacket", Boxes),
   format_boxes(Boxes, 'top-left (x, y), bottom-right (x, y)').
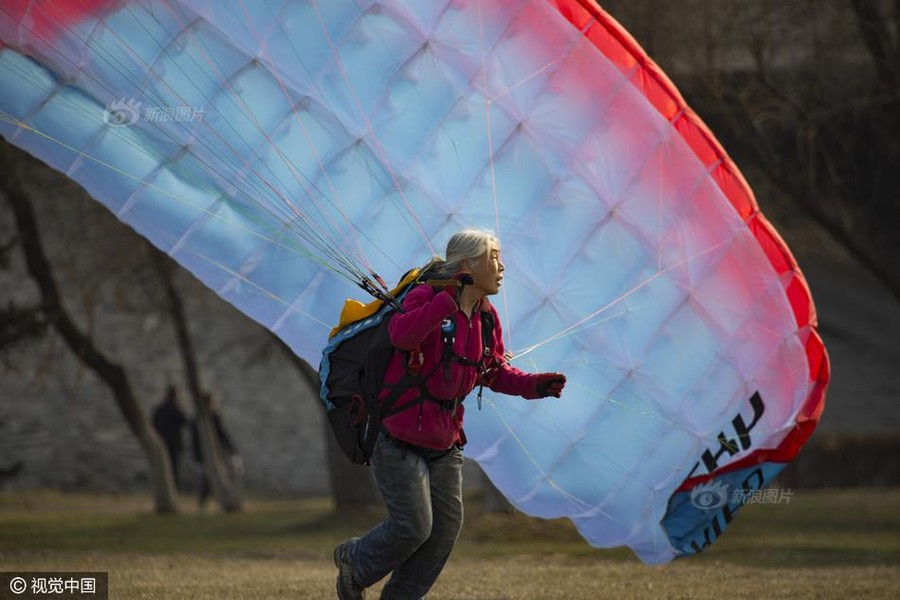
top-left (380, 284), bottom-right (541, 450)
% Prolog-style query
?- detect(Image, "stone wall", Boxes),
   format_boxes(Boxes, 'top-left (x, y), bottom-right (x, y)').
top-left (1, 172), bottom-right (330, 494)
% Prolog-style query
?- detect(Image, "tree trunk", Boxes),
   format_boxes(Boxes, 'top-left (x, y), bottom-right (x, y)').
top-left (2, 144), bottom-right (178, 513)
top-left (151, 252), bottom-right (242, 512)
top-left (850, 0), bottom-right (900, 99)
top-left (193, 394), bottom-right (242, 511)
top-left (276, 337), bottom-right (381, 509)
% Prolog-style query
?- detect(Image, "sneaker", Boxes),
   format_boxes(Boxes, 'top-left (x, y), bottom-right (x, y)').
top-left (334, 539), bottom-right (366, 600)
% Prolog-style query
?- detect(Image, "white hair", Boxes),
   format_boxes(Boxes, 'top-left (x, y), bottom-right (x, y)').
top-left (434, 229), bottom-right (499, 277)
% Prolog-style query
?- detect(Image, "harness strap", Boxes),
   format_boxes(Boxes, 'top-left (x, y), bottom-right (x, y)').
top-left (382, 371), bottom-right (462, 413)
top-left (381, 307), bottom-right (496, 420)
top-left (440, 309), bottom-right (495, 373)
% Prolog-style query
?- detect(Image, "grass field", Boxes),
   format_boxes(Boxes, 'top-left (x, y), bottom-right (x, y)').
top-left (1, 488), bottom-right (898, 599)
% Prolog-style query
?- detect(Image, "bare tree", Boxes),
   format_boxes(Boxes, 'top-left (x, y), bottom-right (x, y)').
top-left (609, 0), bottom-right (900, 302)
top-left (153, 253), bottom-right (242, 512)
top-left (1, 141), bottom-right (178, 512)
top-left (851, 0), bottom-right (900, 99)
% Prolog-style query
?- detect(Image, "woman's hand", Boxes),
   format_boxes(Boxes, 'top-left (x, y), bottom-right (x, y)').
top-left (536, 373), bottom-right (567, 398)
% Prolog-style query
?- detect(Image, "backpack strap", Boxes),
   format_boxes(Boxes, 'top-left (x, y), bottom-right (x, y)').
top-left (480, 308), bottom-right (495, 362)
top-left (381, 361), bottom-right (461, 433)
top-left (439, 307), bottom-right (496, 377)
top-left (475, 308), bottom-right (494, 410)
top-left (437, 306), bottom-right (497, 408)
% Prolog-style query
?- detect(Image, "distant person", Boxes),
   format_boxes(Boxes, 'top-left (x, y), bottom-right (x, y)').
top-left (191, 392), bottom-right (242, 508)
top-left (151, 385), bottom-right (187, 489)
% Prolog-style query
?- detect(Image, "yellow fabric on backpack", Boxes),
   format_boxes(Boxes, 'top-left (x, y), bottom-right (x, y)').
top-left (328, 266), bottom-right (426, 338)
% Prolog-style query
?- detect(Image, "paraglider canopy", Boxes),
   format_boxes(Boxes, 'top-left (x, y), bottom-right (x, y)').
top-left (0, 0), bottom-right (828, 564)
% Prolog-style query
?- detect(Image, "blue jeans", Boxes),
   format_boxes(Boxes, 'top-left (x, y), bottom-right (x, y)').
top-left (348, 431), bottom-right (464, 599)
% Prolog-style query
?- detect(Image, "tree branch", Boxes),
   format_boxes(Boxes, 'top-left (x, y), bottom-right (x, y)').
top-left (1, 141), bottom-right (178, 512)
top-left (851, 0), bottom-right (900, 98)
top-left (713, 88), bottom-right (900, 304)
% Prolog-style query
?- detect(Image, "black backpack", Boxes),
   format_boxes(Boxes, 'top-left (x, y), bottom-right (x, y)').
top-left (318, 263), bottom-right (494, 465)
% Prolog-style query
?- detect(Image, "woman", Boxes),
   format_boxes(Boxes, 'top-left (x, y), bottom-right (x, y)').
top-left (335, 229), bottom-right (566, 600)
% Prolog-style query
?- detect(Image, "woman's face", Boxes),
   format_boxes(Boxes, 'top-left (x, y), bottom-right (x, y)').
top-left (468, 243), bottom-right (505, 296)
